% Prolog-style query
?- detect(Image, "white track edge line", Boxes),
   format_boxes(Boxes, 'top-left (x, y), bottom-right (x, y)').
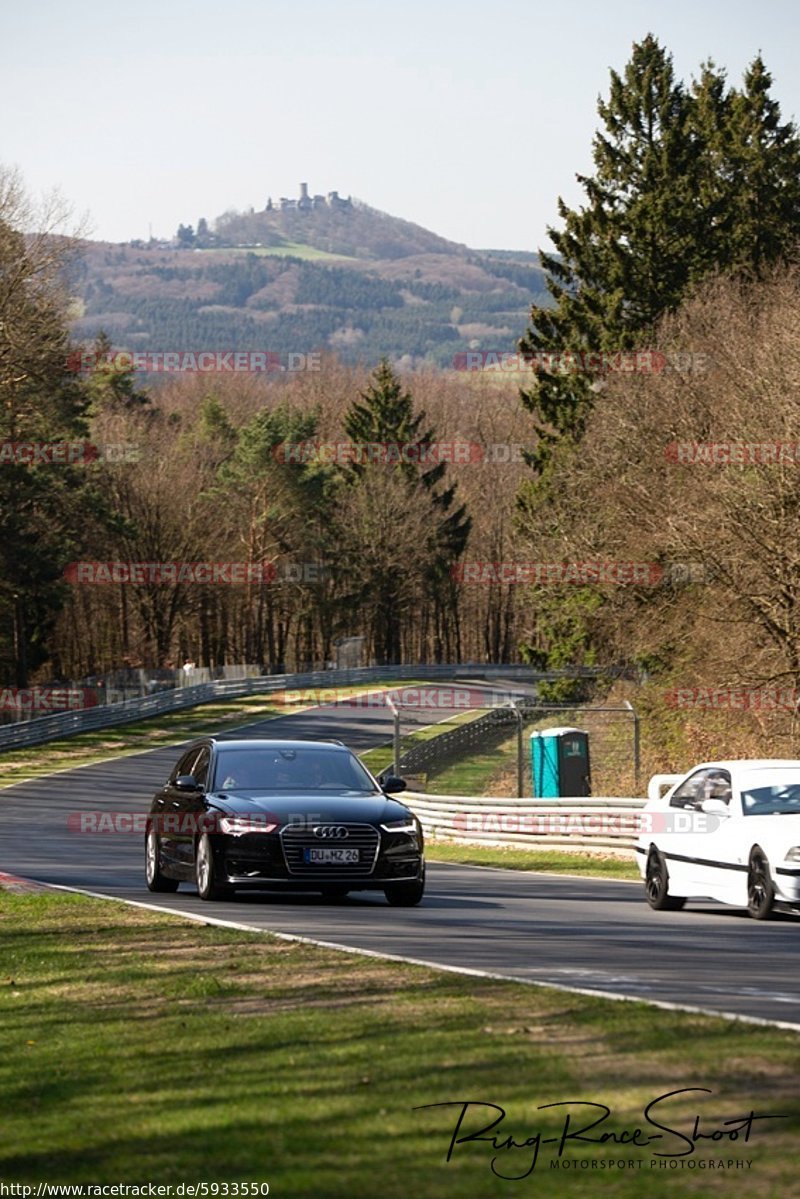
top-left (26, 878), bottom-right (800, 1035)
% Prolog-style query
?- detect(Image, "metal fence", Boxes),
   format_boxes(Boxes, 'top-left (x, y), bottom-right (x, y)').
top-left (391, 700), bottom-right (640, 797)
top-left (398, 706), bottom-right (518, 779)
top-left (0, 664), bottom-right (621, 753)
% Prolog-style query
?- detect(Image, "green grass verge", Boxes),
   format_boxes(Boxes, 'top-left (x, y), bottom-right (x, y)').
top-left (359, 709), bottom-right (481, 778)
top-left (426, 841), bottom-right (640, 879)
top-left (423, 728), bottom-right (519, 796)
top-left (359, 743), bottom-right (395, 774)
top-left (0, 889), bottom-right (797, 1196)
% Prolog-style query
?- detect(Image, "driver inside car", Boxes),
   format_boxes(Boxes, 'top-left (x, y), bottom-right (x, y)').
top-left (220, 762), bottom-right (259, 789)
top-left (705, 773), bottom-right (732, 804)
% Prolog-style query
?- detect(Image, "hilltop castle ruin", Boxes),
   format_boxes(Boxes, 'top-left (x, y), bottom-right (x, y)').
top-left (266, 183), bottom-right (353, 213)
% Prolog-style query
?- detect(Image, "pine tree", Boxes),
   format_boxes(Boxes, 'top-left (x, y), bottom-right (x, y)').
top-left (340, 360), bottom-right (470, 662)
top-left (721, 56), bottom-right (800, 272)
top-left (518, 37), bottom-right (800, 477)
top-left (214, 406), bottom-right (336, 668)
top-left (518, 35), bottom-right (703, 476)
top-left (345, 359), bottom-right (469, 541)
top-left (344, 359), bottom-right (436, 477)
top-left (82, 332), bottom-right (150, 412)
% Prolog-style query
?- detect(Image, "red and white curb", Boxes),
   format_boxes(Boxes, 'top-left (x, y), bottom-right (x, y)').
top-left (0, 870), bottom-right (48, 892)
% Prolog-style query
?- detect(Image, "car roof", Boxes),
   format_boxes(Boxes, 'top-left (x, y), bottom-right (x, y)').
top-left (207, 737), bottom-right (349, 752)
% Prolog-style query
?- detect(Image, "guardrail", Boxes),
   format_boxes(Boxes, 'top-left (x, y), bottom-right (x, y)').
top-left (405, 792), bottom-right (645, 852)
top-left (0, 663), bottom-right (620, 753)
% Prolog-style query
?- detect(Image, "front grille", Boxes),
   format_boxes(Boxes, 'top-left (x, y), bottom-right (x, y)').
top-left (280, 822), bottom-right (380, 877)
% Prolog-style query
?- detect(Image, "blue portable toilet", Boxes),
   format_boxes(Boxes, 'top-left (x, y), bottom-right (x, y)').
top-left (531, 727), bottom-right (591, 797)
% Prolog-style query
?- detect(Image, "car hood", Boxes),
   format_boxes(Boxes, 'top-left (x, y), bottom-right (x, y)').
top-left (206, 791), bottom-right (413, 826)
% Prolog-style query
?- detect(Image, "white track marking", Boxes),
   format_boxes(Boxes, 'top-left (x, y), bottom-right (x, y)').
top-left (7, 875), bottom-right (798, 1034)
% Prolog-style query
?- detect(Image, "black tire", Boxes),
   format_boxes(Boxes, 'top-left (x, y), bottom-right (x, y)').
top-left (747, 848), bottom-right (775, 920)
top-left (645, 848), bottom-right (686, 911)
top-left (195, 833), bottom-right (232, 901)
top-left (145, 828), bottom-right (180, 893)
top-left (384, 868), bottom-right (425, 907)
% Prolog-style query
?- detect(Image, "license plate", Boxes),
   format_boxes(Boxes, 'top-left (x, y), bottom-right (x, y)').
top-left (303, 847), bottom-right (360, 864)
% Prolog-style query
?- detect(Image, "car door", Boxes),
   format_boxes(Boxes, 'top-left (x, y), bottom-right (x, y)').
top-left (675, 768), bottom-right (733, 898)
top-left (664, 768), bottom-right (729, 893)
top-left (157, 746), bottom-right (204, 871)
top-left (698, 777), bottom-right (745, 904)
top-left (181, 746), bottom-right (211, 869)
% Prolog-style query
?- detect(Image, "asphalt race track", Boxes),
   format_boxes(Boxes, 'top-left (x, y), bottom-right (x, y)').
top-left (1, 685), bottom-right (799, 1028)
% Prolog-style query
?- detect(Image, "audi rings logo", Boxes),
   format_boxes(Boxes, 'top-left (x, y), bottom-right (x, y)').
top-left (313, 825), bottom-right (349, 839)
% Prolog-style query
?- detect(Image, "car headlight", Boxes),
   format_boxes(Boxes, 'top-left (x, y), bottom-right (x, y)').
top-left (218, 815), bottom-right (278, 834)
top-left (381, 818), bottom-right (419, 834)
top-left (784, 846), bottom-right (800, 863)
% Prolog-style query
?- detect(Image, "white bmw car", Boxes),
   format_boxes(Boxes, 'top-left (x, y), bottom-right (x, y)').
top-left (637, 760), bottom-right (800, 919)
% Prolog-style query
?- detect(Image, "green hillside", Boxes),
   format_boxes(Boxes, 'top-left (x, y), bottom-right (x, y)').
top-left (67, 196), bottom-right (548, 368)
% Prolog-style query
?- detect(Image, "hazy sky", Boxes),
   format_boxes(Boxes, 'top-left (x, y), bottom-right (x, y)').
top-left (3, 0), bottom-right (800, 252)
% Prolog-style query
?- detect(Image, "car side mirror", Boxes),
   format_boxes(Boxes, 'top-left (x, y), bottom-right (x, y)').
top-left (382, 776), bottom-right (407, 795)
top-left (175, 774), bottom-right (202, 792)
top-left (701, 797), bottom-right (729, 816)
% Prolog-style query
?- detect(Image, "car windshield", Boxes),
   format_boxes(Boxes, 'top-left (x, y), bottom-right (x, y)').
top-left (213, 746), bottom-right (381, 794)
top-left (741, 781), bottom-right (800, 815)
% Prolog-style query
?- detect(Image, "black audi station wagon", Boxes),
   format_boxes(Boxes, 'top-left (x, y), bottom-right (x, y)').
top-left (144, 737), bottom-right (425, 905)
